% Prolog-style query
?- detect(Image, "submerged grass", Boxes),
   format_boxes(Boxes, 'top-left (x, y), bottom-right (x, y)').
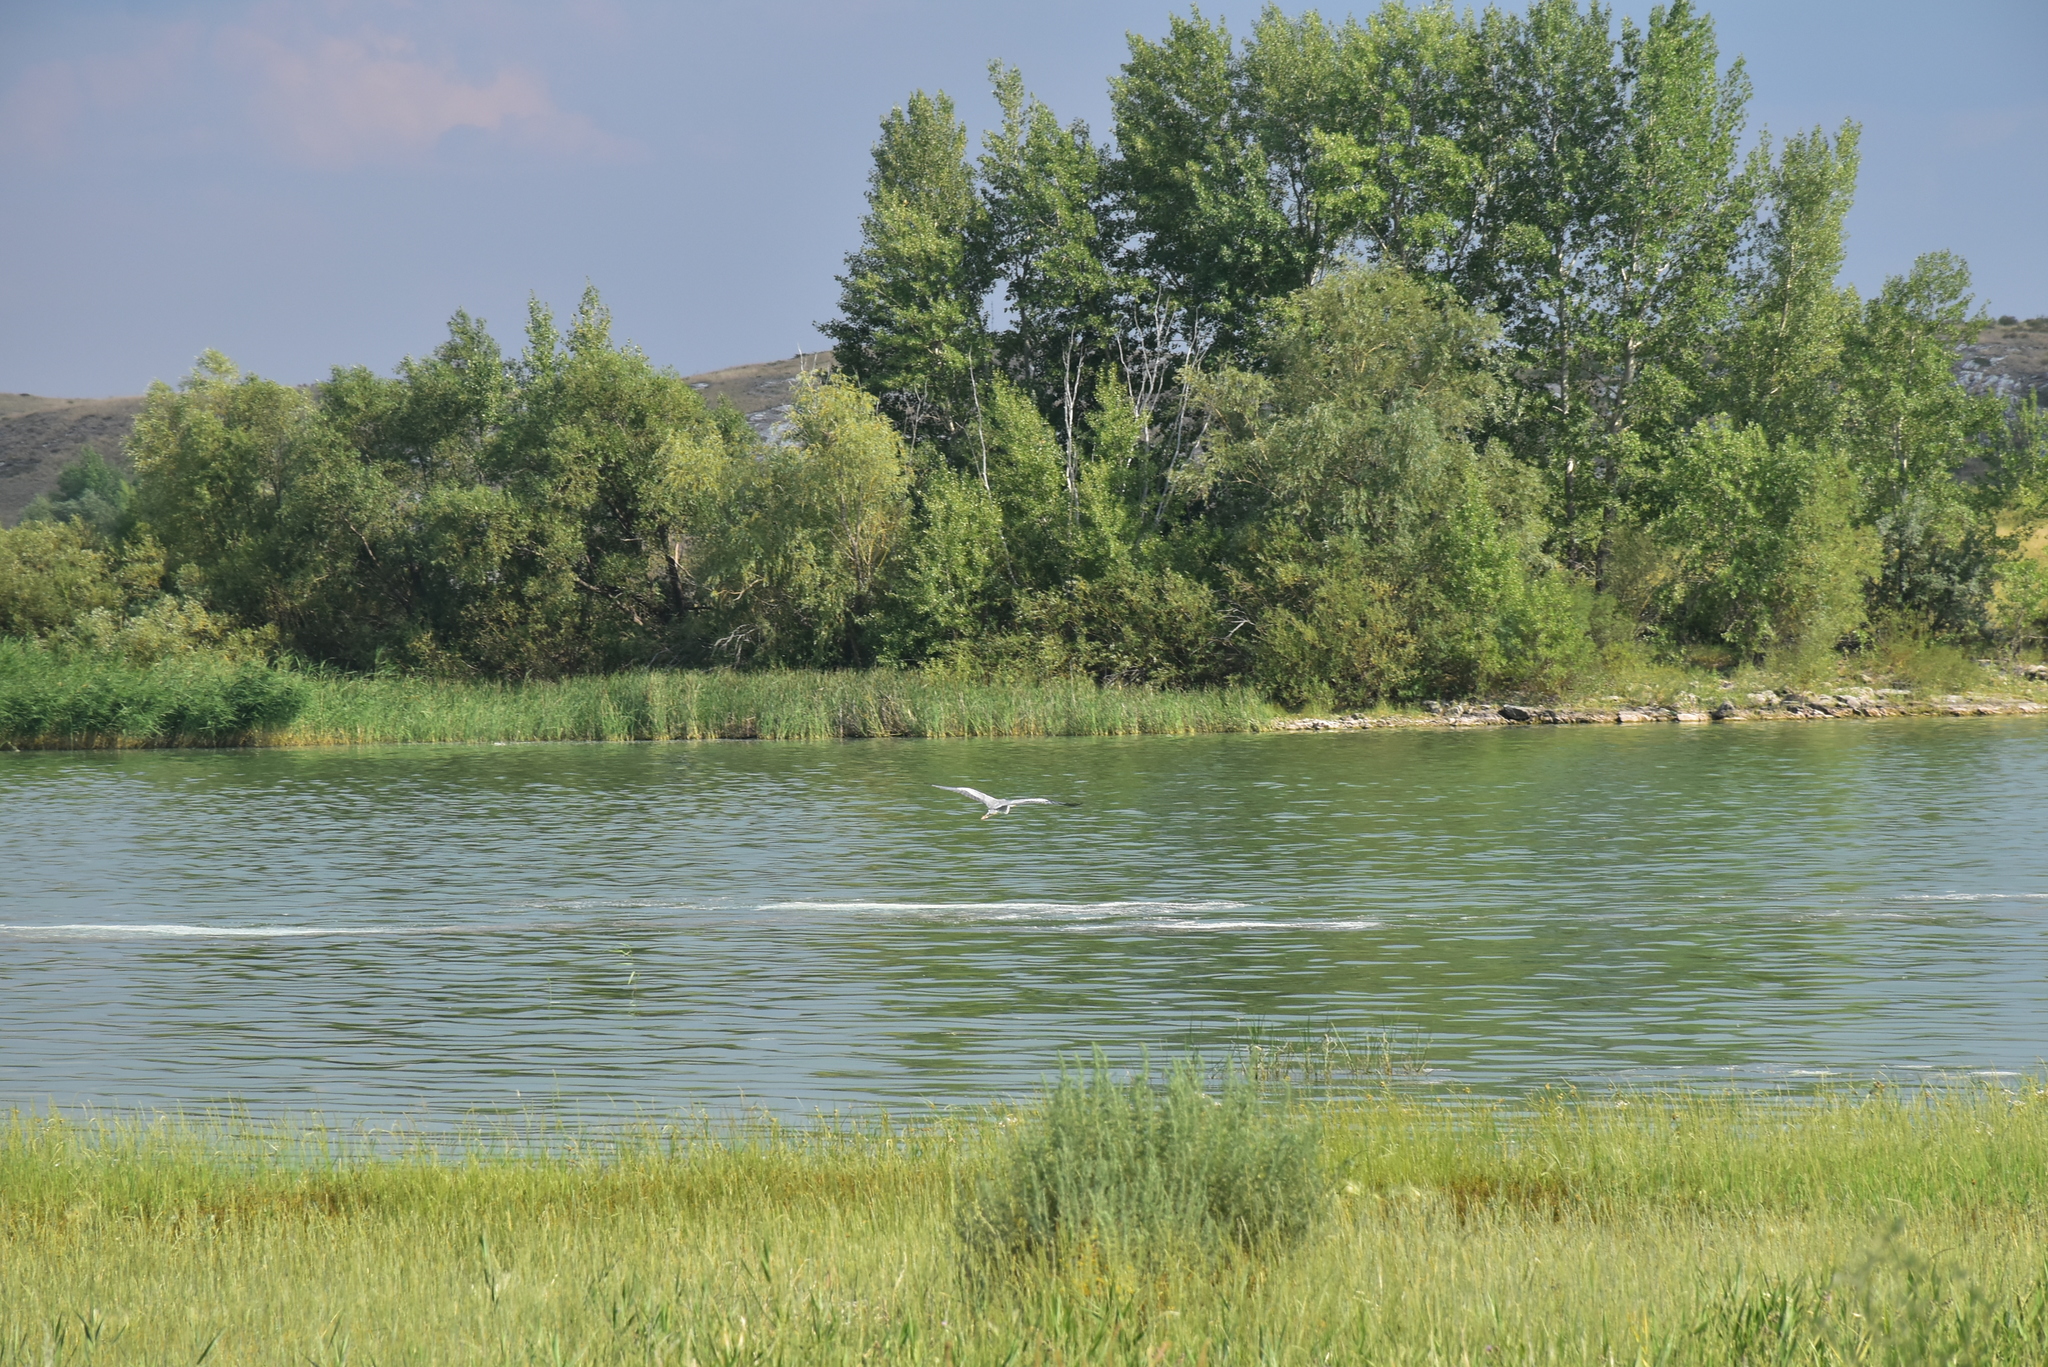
top-left (0, 655), bottom-right (1274, 747)
top-left (7, 1078), bottom-right (2048, 1364)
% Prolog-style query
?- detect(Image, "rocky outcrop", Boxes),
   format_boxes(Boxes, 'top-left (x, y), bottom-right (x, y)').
top-left (1957, 320), bottom-right (2048, 405)
top-left (683, 352), bottom-right (837, 444)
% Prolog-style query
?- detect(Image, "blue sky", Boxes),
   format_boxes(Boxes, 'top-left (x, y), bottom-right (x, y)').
top-left (3, 0), bottom-right (2043, 396)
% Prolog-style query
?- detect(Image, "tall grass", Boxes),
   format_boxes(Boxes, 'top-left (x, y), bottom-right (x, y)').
top-left (957, 1053), bottom-right (1322, 1271)
top-left (0, 640), bottom-right (306, 744)
top-left (0, 654), bottom-right (1273, 747)
top-left (6, 1078), bottom-right (2048, 1364)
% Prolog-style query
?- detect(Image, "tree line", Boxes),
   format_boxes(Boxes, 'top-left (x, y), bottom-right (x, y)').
top-left (4, 0), bottom-right (2044, 704)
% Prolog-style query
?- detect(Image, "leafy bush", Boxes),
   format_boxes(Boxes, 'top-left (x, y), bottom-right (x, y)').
top-left (0, 521), bottom-right (124, 639)
top-left (1652, 423), bottom-right (1877, 663)
top-left (1858, 617), bottom-right (1992, 693)
top-left (956, 1054), bottom-right (1323, 1271)
top-left (19, 446), bottom-right (132, 537)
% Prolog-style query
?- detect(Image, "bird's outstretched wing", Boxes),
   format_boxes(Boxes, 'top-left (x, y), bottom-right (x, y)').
top-left (1007, 797), bottom-right (1079, 808)
top-left (934, 785), bottom-right (999, 807)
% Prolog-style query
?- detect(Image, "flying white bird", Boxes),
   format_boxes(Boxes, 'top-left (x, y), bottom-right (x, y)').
top-left (932, 785), bottom-right (1080, 819)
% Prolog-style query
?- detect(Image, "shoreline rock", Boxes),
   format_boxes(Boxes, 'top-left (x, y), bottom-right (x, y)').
top-left (1271, 694), bottom-right (2047, 733)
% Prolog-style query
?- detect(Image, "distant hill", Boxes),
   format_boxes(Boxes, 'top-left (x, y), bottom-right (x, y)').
top-left (0, 353), bottom-right (835, 527)
top-left (0, 394), bottom-right (149, 526)
top-left (682, 351), bottom-right (836, 444)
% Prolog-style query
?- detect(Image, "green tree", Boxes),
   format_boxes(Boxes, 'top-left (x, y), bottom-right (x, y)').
top-left (0, 521), bottom-right (123, 639)
top-left (1313, 3), bottom-right (1503, 282)
top-left (479, 288), bottom-right (738, 673)
top-left (128, 352), bottom-right (372, 643)
top-left (1110, 9), bottom-right (1303, 365)
top-left (980, 377), bottom-right (1074, 585)
top-left (20, 448), bottom-right (134, 538)
top-left (724, 376), bottom-right (913, 665)
top-left (1195, 267), bottom-right (1585, 703)
top-left (879, 467), bottom-right (1008, 666)
top-left (980, 64), bottom-right (1123, 506)
top-left (1481, 0), bottom-right (1752, 582)
top-left (1716, 123), bottom-right (1861, 445)
top-left (1654, 422), bottom-right (1875, 661)
top-left (129, 293), bottom-right (740, 676)
top-left (825, 91), bottom-right (992, 461)
top-left (1840, 253), bottom-right (2010, 631)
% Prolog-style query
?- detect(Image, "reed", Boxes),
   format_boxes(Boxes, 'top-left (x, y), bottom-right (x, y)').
top-left (0, 655), bottom-right (1273, 747)
top-left (276, 668), bottom-right (1272, 743)
top-left (5, 1079), bottom-right (2047, 1365)
top-left (0, 640), bottom-right (306, 744)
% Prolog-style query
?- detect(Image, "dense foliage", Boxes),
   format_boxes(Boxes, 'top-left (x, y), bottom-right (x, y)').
top-left (3, 0), bottom-right (2044, 705)
top-left (825, 0), bottom-right (2047, 698)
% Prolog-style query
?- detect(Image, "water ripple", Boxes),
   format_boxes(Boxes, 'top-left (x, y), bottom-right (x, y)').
top-left (4, 720), bottom-right (2047, 1115)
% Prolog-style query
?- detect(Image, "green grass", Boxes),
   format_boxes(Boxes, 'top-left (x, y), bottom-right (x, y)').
top-left (8, 633), bottom-right (2048, 751)
top-left (0, 651), bottom-right (1273, 746)
top-left (7, 1078), bottom-right (2048, 1364)
top-left (277, 667), bottom-right (1273, 744)
top-left (1540, 623), bottom-right (2048, 713)
top-left (0, 640), bottom-right (307, 744)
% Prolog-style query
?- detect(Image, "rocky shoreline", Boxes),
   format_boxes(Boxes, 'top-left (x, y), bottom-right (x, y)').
top-left (1273, 688), bottom-right (2048, 732)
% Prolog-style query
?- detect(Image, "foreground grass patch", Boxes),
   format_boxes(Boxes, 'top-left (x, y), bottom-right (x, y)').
top-left (5, 1081), bottom-right (2048, 1364)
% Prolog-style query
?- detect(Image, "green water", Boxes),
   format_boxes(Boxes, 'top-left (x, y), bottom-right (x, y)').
top-left (2, 719), bottom-right (2042, 1116)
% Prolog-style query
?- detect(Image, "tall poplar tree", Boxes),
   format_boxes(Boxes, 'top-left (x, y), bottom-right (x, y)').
top-left (979, 64), bottom-right (1117, 503)
top-left (1109, 10), bottom-right (1303, 365)
top-left (1481, 0), bottom-right (1751, 583)
top-left (1716, 123), bottom-right (1862, 446)
top-left (1840, 253), bottom-right (2009, 630)
top-left (823, 92), bottom-right (991, 462)
top-left (1313, 2), bottom-right (1506, 283)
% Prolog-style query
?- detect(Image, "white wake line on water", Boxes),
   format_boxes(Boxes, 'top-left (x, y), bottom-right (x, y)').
top-left (1892, 893), bottom-right (2048, 903)
top-left (1129, 918), bottom-right (1380, 932)
top-left (760, 900), bottom-right (1377, 931)
top-left (765, 899), bottom-right (1250, 914)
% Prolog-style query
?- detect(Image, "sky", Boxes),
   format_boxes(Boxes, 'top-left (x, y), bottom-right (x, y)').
top-left (2, 0), bottom-right (2043, 397)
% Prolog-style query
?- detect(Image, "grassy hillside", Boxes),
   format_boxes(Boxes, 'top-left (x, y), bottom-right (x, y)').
top-left (0, 394), bottom-right (145, 525)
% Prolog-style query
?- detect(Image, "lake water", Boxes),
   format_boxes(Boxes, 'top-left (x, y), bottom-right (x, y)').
top-left (3, 719), bottom-right (2044, 1119)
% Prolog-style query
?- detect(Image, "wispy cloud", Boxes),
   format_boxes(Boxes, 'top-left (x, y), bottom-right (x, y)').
top-left (216, 24), bottom-right (634, 166)
top-left (0, 7), bottom-right (635, 167)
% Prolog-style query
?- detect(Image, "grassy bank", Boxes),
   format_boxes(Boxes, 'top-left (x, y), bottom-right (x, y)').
top-left (7, 1076), bottom-right (2048, 1364)
top-left (0, 648), bottom-right (1274, 746)
top-left (10, 637), bottom-right (2048, 750)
